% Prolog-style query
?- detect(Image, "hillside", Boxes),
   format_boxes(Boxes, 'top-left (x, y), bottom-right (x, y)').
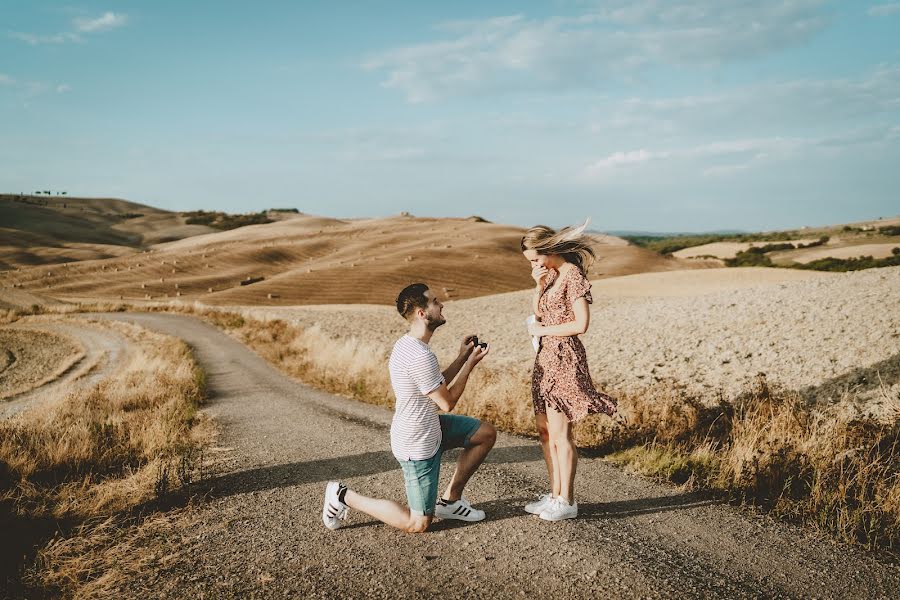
top-left (0, 194), bottom-right (217, 269)
top-left (660, 216), bottom-right (900, 264)
top-left (2, 213), bottom-right (712, 306)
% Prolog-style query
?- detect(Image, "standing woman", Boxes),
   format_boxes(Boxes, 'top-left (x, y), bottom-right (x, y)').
top-left (521, 220), bottom-right (617, 521)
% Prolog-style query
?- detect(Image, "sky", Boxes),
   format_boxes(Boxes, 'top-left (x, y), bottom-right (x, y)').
top-left (2, 1), bottom-right (899, 232)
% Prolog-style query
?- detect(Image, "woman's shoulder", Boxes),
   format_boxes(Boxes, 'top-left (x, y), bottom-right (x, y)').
top-left (562, 264), bottom-right (587, 283)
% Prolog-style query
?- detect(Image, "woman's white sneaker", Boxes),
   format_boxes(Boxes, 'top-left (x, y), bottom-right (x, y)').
top-left (524, 493), bottom-right (554, 515)
top-left (539, 497), bottom-right (578, 521)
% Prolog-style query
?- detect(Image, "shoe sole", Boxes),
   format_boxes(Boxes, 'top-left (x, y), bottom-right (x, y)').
top-left (539, 512), bottom-right (578, 521)
top-left (322, 482), bottom-right (343, 530)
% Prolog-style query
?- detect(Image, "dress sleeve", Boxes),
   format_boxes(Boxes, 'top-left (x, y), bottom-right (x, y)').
top-left (566, 269), bottom-right (593, 305)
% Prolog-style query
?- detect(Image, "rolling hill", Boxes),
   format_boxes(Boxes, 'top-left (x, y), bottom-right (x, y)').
top-left (1, 206), bottom-right (713, 306)
top-left (0, 194), bottom-right (217, 269)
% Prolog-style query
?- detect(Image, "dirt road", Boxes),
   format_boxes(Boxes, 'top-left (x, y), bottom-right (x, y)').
top-left (87, 313), bottom-right (898, 599)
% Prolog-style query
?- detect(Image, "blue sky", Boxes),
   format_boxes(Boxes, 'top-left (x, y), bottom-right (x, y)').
top-left (2, 1), bottom-right (899, 232)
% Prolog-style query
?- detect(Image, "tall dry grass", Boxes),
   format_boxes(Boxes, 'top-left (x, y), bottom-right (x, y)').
top-left (0, 317), bottom-right (211, 596)
top-left (174, 306), bottom-right (898, 552)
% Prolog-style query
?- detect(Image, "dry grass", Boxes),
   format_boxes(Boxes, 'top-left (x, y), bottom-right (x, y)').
top-left (173, 305), bottom-right (899, 552)
top-left (0, 317), bottom-right (211, 597)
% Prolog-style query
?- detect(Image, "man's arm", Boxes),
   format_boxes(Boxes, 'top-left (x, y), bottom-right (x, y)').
top-left (442, 335), bottom-right (475, 384)
top-left (428, 345), bottom-right (489, 412)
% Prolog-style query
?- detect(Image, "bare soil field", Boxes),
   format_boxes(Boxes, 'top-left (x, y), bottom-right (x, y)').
top-left (0, 288), bottom-right (68, 312)
top-left (4, 214), bottom-right (712, 306)
top-left (0, 327), bottom-right (84, 400)
top-left (673, 239), bottom-right (819, 259)
top-left (786, 242), bottom-right (900, 263)
top-left (235, 266), bottom-right (899, 414)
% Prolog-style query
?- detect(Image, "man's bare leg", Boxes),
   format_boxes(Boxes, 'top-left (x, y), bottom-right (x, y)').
top-left (441, 423), bottom-right (497, 502)
top-left (344, 490), bottom-right (432, 533)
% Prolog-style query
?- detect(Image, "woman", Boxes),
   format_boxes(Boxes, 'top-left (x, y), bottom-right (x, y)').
top-left (521, 220), bottom-right (617, 521)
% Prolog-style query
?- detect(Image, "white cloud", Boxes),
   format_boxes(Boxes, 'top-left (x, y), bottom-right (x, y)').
top-left (581, 129), bottom-right (895, 181)
top-left (10, 11), bottom-right (127, 45)
top-left (868, 3), bottom-right (900, 17)
top-left (0, 74), bottom-right (15, 86)
top-left (590, 65), bottom-right (900, 139)
top-left (585, 149), bottom-right (666, 174)
top-left (8, 31), bottom-right (80, 45)
top-left (74, 12), bottom-right (128, 33)
top-left (56, 84), bottom-right (71, 93)
top-left (363, 1), bottom-right (830, 102)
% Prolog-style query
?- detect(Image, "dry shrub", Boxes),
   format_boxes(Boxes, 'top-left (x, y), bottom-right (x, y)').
top-left (611, 375), bottom-right (900, 551)
top-left (0, 318), bottom-right (211, 597)
top-left (0, 322), bottom-right (208, 519)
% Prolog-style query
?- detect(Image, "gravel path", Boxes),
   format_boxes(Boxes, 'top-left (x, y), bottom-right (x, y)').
top-left (80, 312), bottom-right (898, 599)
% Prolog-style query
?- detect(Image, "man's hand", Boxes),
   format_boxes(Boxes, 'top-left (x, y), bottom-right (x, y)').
top-left (466, 343), bottom-right (490, 368)
top-left (459, 334), bottom-right (476, 358)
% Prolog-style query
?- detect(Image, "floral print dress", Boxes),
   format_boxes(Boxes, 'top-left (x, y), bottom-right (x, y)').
top-left (531, 266), bottom-right (617, 422)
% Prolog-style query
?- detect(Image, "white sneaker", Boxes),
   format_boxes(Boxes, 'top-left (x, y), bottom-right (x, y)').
top-left (524, 493), bottom-right (554, 515)
top-left (435, 496), bottom-right (485, 522)
top-left (539, 497), bottom-right (578, 521)
top-left (322, 481), bottom-right (349, 530)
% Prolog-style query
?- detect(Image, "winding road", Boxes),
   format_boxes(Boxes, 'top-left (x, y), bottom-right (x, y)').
top-left (68, 313), bottom-right (900, 598)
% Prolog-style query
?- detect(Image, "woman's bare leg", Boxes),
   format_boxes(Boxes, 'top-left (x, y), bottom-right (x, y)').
top-left (535, 413), bottom-right (558, 496)
top-left (547, 407), bottom-right (577, 503)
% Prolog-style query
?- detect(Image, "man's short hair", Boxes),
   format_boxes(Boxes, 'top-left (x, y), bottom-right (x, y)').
top-left (397, 283), bottom-right (429, 320)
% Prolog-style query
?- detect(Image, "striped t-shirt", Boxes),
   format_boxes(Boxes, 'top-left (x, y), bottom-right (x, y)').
top-left (389, 335), bottom-right (445, 461)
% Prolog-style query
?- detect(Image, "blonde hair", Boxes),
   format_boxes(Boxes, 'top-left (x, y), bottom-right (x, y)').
top-left (520, 218), bottom-right (595, 275)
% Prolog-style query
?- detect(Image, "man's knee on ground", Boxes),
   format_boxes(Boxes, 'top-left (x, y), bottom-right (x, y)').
top-left (405, 514), bottom-right (432, 534)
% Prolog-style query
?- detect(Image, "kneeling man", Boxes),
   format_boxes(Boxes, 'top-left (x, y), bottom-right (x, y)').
top-left (322, 283), bottom-right (496, 533)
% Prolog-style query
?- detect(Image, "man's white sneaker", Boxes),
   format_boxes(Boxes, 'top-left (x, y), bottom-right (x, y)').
top-left (435, 497), bottom-right (485, 522)
top-left (539, 497), bottom-right (578, 521)
top-left (322, 481), bottom-right (349, 530)
top-left (524, 493), bottom-right (554, 515)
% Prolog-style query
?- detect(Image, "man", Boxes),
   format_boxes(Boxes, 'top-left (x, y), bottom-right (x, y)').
top-left (322, 283), bottom-right (496, 533)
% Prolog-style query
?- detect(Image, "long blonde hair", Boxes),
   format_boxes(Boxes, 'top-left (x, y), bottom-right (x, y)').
top-left (520, 219), bottom-right (595, 275)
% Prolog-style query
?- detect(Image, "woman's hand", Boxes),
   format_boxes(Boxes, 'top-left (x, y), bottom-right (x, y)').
top-left (531, 265), bottom-right (549, 287)
top-left (527, 322), bottom-right (544, 337)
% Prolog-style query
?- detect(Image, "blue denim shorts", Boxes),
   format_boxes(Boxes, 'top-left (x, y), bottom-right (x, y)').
top-left (398, 414), bottom-right (481, 516)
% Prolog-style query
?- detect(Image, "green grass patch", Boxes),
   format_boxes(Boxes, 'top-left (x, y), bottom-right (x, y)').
top-left (182, 210), bottom-right (273, 230)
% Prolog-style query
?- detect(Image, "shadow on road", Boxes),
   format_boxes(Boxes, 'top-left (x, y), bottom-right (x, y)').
top-left (579, 491), bottom-right (720, 520)
top-left (321, 492), bottom-right (718, 533)
top-left (200, 445), bottom-right (544, 499)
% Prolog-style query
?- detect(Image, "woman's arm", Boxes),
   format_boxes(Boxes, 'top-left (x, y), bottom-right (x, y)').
top-left (529, 297), bottom-right (590, 337)
top-left (532, 285), bottom-right (542, 319)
